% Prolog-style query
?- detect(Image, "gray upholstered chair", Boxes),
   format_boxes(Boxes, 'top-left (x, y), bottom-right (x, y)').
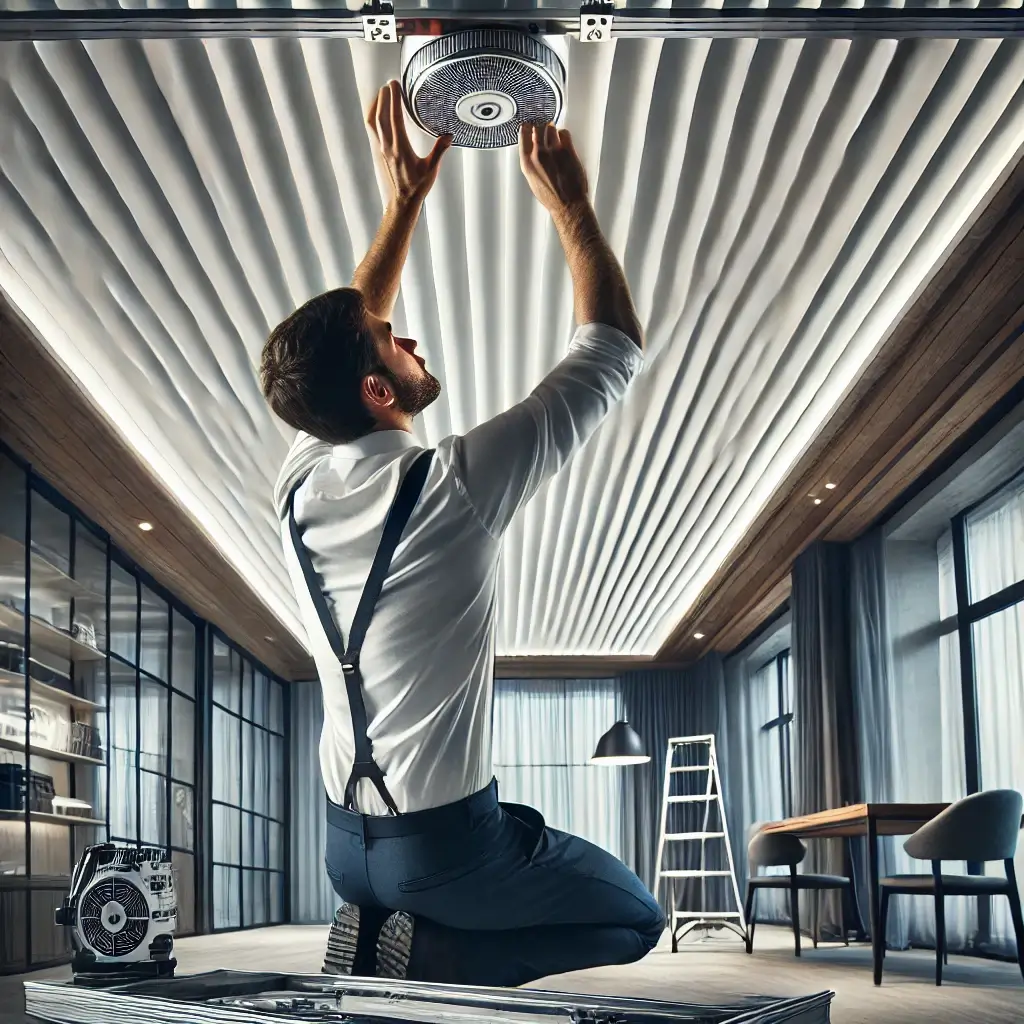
top-left (743, 830), bottom-right (852, 957)
top-left (878, 789), bottom-right (1024, 987)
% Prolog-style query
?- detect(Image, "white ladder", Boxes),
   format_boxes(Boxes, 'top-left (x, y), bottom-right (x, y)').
top-left (653, 734), bottom-right (746, 950)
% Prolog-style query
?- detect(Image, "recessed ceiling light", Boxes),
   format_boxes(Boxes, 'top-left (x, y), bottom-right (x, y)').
top-left (694, 632), bottom-right (705, 640)
top-left (825, 482), bottom-right (837, 490)
top-left (264, 635), bottom-right (275, 643)
top-left (813, 498), bottom-right (822, 505)
top-left (138, 521), bottom-right (153, 532)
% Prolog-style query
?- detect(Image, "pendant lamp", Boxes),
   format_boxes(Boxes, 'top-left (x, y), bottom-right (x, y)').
top-left (591, 721), bottom-right (650, 765)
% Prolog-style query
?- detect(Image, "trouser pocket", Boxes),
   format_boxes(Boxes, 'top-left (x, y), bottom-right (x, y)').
top-left (499, 802), bottom-right (547, 861)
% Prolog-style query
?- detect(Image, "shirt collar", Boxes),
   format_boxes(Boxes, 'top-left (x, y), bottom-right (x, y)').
top-left (332, 429), bottom-right (419, 460)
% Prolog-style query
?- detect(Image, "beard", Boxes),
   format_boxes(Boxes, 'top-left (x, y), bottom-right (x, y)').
top-left (389, 366), bottom-right (441, 417)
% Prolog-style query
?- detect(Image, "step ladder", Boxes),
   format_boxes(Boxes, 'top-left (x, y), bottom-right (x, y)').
top-left (653, 734), bottom-right (746, 950)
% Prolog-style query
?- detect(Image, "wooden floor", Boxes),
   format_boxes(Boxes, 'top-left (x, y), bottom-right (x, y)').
top-left (3, 925), bottom-right (1022, 1024)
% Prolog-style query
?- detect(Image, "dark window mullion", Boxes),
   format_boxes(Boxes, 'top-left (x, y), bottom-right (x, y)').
top-left (238, 656), bottom-right (245, 927)
top-left (951, 513), bottom-right (981, 798)
top-left (951, 509), bottom-right (986, 932)
top-left (963, 577), bottom-right (1024, 626)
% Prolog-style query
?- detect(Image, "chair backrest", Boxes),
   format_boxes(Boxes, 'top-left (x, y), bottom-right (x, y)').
top-left (904, 789), bottom-right (1023, 863)
top-left (748, 830), bottom-right (806, 871)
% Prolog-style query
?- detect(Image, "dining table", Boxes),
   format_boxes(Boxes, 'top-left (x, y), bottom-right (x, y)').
top-left (760, 802), bottom-right (949, 984)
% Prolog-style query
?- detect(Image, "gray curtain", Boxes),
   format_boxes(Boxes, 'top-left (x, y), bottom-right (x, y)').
top-left (849, 528), bottom-right (908, 947)
top-left (289, 681), bottom-right (339, 924)
top-left (622, 658), bottom-right (730, 915)
top-left (792, 542), bottom-right (859, 941)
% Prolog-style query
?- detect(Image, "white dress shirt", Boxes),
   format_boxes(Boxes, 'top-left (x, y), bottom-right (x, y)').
top-left (274, 322), bottom-right (643, 815)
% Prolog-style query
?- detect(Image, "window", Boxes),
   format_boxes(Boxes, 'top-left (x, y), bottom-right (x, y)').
top-left (956, 474), bottom-right (1024, 950)
top-left (758, 651), bottom-right (793, 820)
top-left (210, 635), bottom-right (287, 931)
top-left (107, 566), bottom-right (199, 935)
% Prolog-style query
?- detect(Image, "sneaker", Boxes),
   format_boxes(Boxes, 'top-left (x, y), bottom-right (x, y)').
top-left (375, 910), bottom-right (415, 979)
top-left (323, 902), bottom-right (361, 975)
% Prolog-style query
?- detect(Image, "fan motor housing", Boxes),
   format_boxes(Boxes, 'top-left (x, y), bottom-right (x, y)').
top-left (402, 28), bottom-right (568, 150)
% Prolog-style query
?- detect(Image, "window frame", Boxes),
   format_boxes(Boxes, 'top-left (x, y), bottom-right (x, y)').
top-left (950, 470), bottom-right (1024, 799)
top-left (758, 649), bottom-right (794, 819)
top-left (207, 627), bottom-right (289, 933)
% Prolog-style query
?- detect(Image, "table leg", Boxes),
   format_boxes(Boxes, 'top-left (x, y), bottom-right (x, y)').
top-left (868, 817), bottom-right (882, 985)
top-left (846, 837), bottom-right (869, 941)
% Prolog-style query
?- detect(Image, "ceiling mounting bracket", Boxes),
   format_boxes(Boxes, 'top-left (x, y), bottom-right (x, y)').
top-left (361, 1), bottom-right (397, 43)
top-left (579, 2), bottom-right (615, 42)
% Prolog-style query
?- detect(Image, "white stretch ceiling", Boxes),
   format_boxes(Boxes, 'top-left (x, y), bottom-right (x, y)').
top-left (2, 16), bottom-right (1024, 656)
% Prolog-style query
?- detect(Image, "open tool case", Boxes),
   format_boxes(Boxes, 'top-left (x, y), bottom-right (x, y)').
top-left (24, 971), bottom-right (832, 1024)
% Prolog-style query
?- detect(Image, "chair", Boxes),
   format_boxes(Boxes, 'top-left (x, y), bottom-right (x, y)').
top-left (877, 789), bottom-right (1024, 986)
top-left (743, 830), bottom-right (852, 957)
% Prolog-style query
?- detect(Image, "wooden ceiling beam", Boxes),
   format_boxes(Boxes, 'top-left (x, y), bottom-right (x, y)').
top-left (0, 295), bottom-right (313, 682)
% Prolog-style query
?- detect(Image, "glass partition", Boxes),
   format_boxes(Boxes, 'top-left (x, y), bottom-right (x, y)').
top-left (211, 634), bottom-right (287, 931)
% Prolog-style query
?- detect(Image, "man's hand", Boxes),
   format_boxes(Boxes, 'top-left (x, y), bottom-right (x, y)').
top-left (518, 123), bottom-right (590, 218)
top-left (367, 81), bottom-right (452, 206)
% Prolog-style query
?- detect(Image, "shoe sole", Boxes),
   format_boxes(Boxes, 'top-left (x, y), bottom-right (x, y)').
top-left (376, 911), bottom-right (414, 979)
top-left (323, 903), bottom-right (360, 975)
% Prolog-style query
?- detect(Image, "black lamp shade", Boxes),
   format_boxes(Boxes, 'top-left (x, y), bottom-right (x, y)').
top-left (591, 721), bottom-right (650, 765)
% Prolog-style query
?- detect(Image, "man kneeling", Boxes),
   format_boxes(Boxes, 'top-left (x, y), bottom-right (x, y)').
top-left (261, 81), bottom-right (664, 987)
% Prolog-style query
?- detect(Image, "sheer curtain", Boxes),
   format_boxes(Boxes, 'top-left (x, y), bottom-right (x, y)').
top-left (849, 529), bottom-right (906, 945)
top-left (965, 477), bottom-right (1024, 953)
top-left (721, 650), bottom-right (789, 924)
top-left (493, 679), bottom-right (629, 864)
top-left (885, 531), bottom-right (971, 949)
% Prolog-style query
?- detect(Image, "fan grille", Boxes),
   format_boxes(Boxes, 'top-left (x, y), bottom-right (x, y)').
top-left (79, 877), bottom-right (150, 958)
top-left (405, 29), bottom-right (565, 150)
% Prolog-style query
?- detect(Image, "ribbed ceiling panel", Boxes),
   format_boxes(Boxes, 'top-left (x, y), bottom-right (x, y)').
top-left (1, 20), bottom-right (1023, 655)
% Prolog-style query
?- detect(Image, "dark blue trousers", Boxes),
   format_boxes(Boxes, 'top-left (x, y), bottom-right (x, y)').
top-left (325, 778), bottom-right (665, 986)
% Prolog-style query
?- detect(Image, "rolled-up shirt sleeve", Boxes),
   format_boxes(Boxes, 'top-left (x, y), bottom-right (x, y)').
top-left (452, 322), bottom-right (644, 538)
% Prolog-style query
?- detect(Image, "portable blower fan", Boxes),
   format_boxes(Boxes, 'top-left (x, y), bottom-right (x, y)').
top-left (402, 27), bottom-right (568, 149)
top-left (56, 843), bottom-right (177, 982)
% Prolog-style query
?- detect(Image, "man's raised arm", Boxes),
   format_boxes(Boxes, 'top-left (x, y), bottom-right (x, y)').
top-left (519, 123), bottom-right (643, 350)
top-left (352, 80), bottom-right (452, 320)
top-left (452, 123), bottom-right (644, 538)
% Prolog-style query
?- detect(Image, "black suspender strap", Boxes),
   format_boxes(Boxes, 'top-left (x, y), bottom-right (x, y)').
top-left (287, 448), bottom-right (434, 815)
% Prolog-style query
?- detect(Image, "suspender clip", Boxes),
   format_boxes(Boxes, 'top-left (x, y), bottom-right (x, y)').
top-left (342, 660), bottom-right (358, 675)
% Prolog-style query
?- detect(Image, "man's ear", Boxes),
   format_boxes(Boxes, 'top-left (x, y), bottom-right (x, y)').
top-left (362, 373), bottom-right (394, 412)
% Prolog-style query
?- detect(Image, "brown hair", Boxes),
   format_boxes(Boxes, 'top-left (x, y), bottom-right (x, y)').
top-left (259, 288), bottom-right (382, 444)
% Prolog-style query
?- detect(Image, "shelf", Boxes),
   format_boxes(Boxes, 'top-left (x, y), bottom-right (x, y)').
top-left (0, 808), bottom-right (105, 828)
top-left (0, 668), bottom-right (101, 712)
top-left (0, 535), bottom-right (103, 603)
top-left (0, 604), bottom-right (105, 663)
top-left (0, 736), bottom-right (104, 767)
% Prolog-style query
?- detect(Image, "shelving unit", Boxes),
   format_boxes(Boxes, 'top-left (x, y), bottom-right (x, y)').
top-left (0, 809), bottom-right (105, 828)
top-left (0, 737), bottom-right (104, 768)
top-left (0, 604), bottom-right (105, 663)
top-left (0, 535), bottom-right (103, 603)
top-left (0, 667), bottom-right (100, 712)
top-left (0, 473), bottom-right (111, 975)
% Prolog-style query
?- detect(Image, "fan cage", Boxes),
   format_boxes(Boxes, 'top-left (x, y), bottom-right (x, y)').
top-left (79, 877), bottom-right (151, 958)
top-left (403, 28), bottom-right (566, 150)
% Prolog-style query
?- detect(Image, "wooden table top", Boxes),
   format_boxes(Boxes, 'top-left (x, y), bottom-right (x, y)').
top-left (760, 803), bottom-right (950, 839)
